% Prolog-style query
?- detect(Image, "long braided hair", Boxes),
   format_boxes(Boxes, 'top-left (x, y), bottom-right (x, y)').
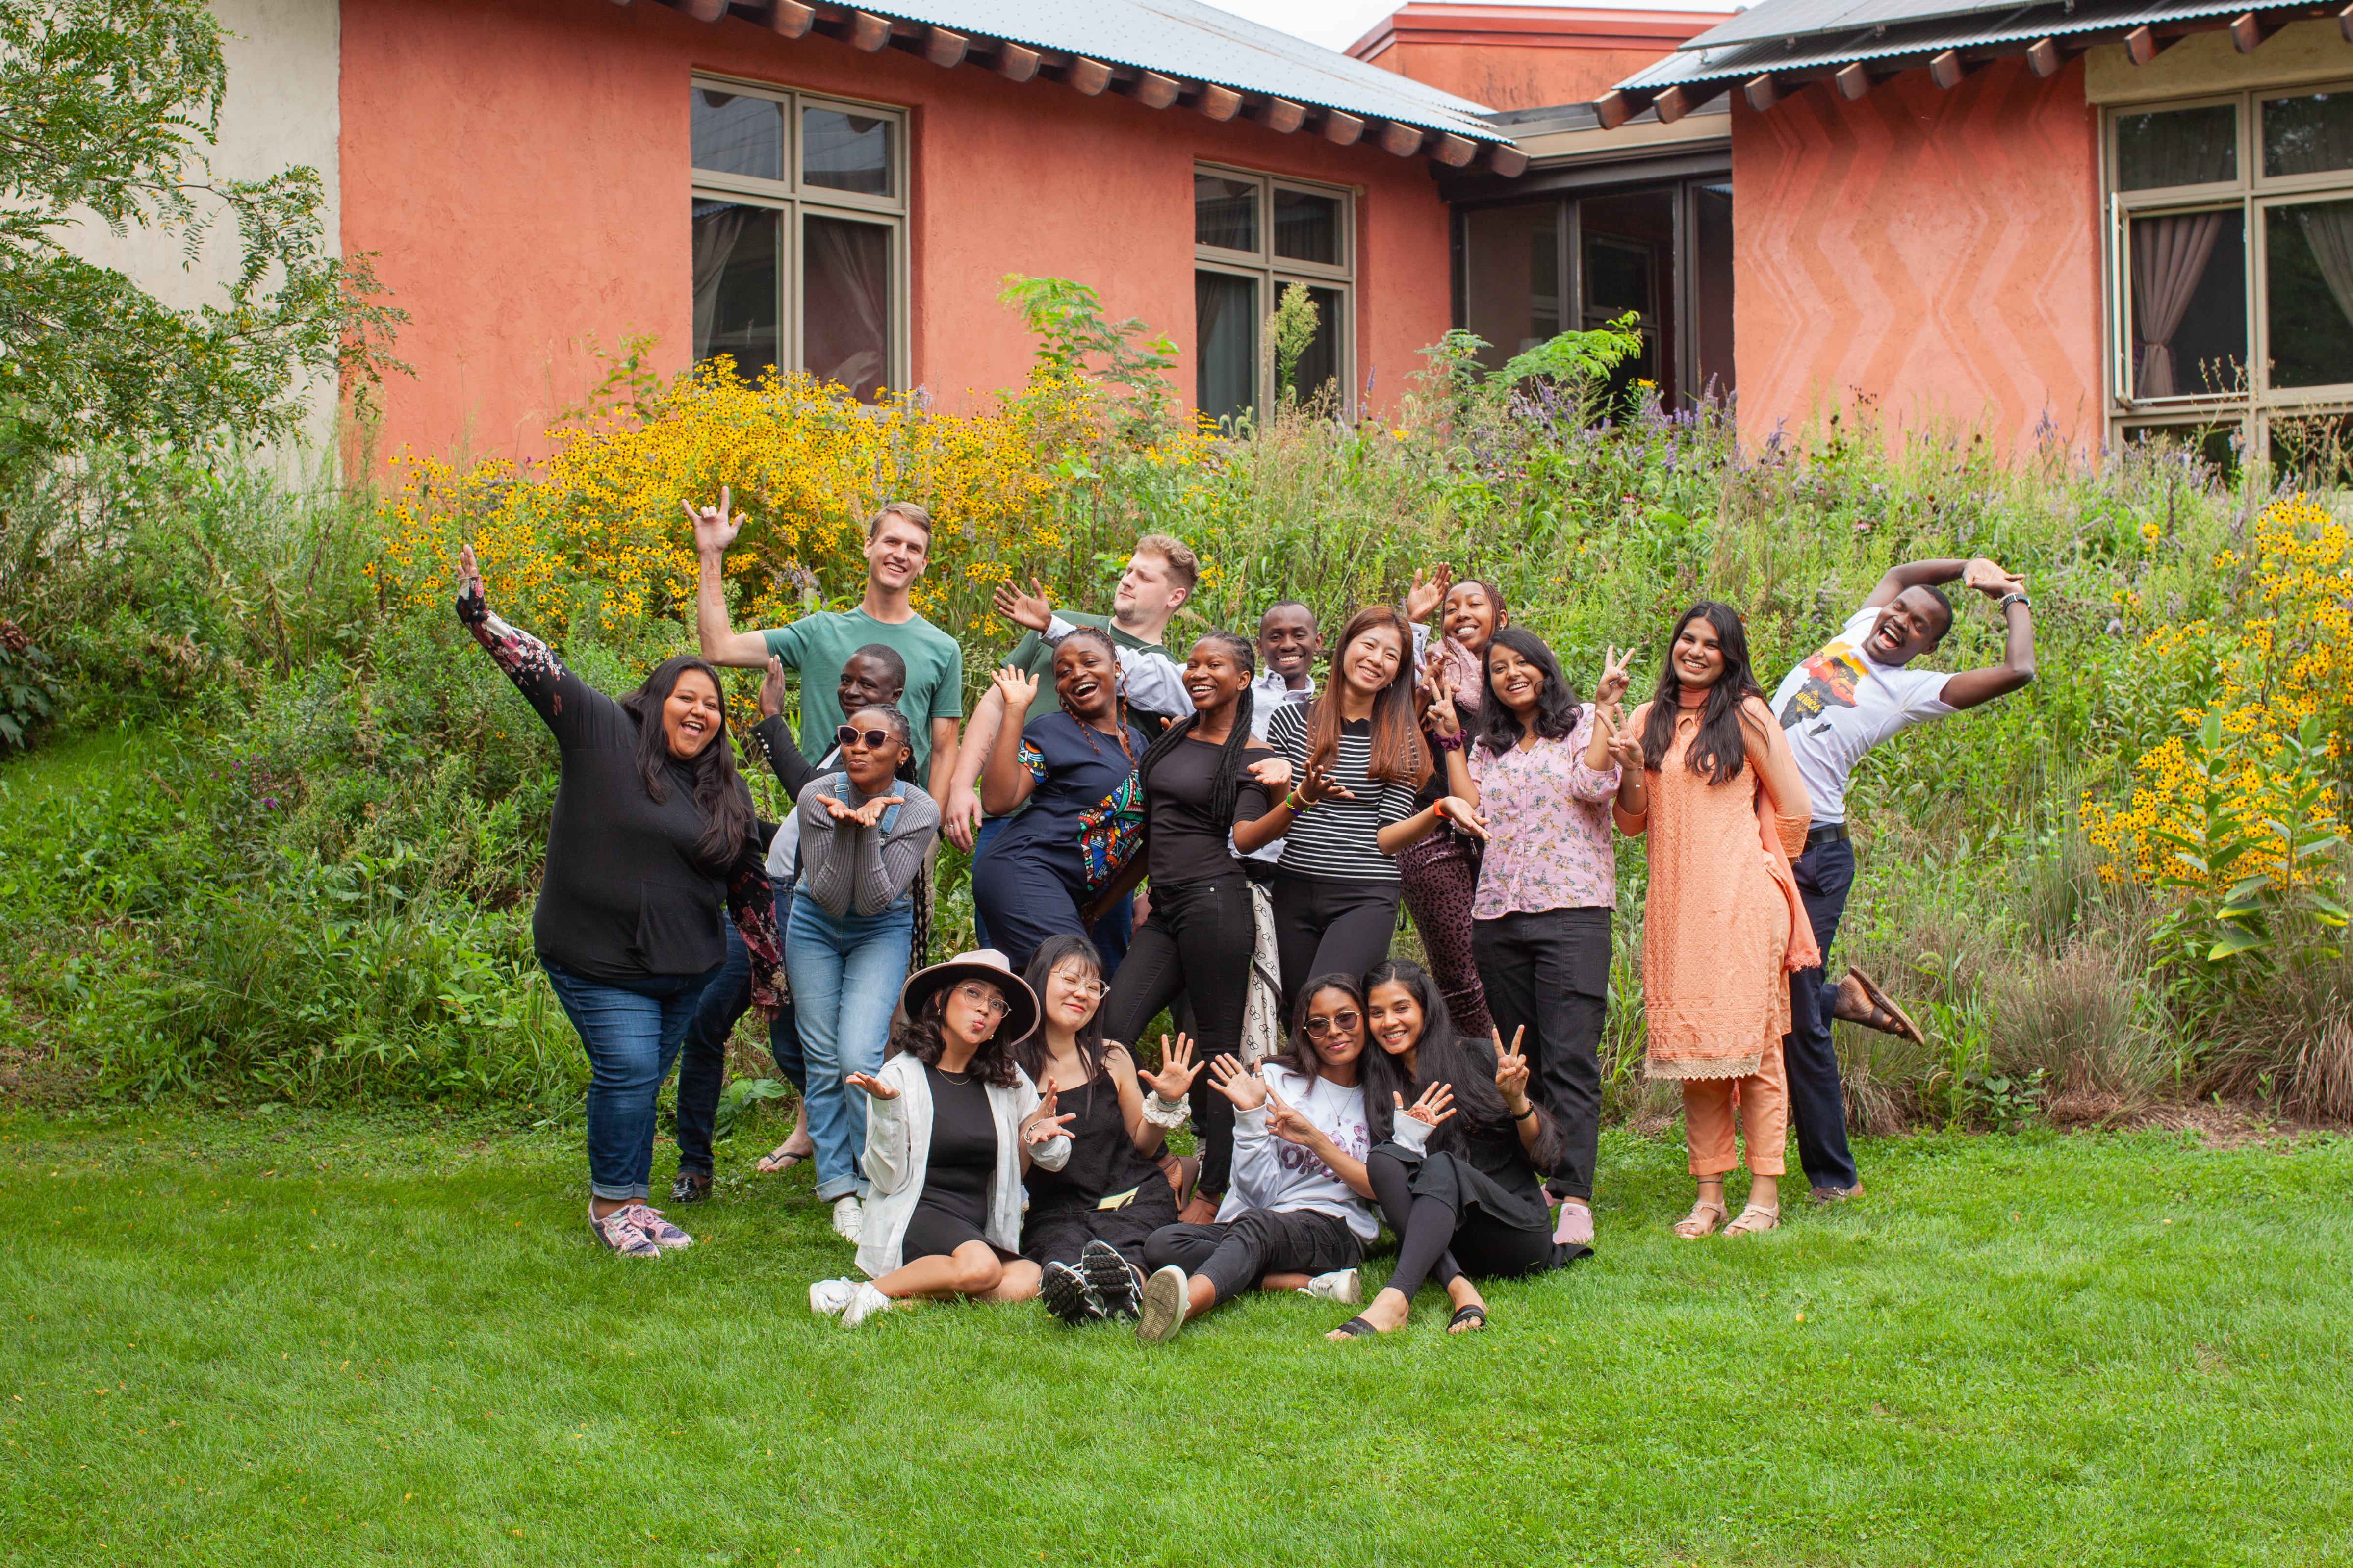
top-left (1134, 630), bottom-right (1258, 824)
top-left (1054, 625), bottom-right (1136, 764)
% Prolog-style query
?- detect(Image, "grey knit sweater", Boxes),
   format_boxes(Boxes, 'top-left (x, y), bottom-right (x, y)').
top-left (794, 776), bottom-right (940, 918)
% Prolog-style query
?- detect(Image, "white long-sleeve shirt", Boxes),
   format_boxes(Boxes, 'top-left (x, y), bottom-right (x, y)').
top-left (1218, 1063), bottom-right (1377, 1241)
top-left (1044, 615), bottom-right (1429, 729)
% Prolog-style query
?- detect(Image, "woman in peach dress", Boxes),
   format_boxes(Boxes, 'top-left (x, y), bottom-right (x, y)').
top-left (1599, 603), bottom-right (1818, 1238)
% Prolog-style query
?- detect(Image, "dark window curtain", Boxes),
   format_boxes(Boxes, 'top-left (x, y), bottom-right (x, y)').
top-left (804, 215), bottom-right (890, 402)
top-left (2295, 204), bottom-right (2353, 333)
top-left (2132, 214), bottom-right (2226, 397)
top-left (2272, 108), bottom-right (2353, 336)
top-left (692, 204), bottom-right (752, 362)
top-left (1195, 271), bottom-right (1256, 427)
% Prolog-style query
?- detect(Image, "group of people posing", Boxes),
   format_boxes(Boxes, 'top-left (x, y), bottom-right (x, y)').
top-left (452, 485), bottom-right (2035, 1337)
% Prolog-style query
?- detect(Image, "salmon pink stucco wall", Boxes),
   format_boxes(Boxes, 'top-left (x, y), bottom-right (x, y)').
top-left (1730, 56), bottom-right (2103, 453)
top-left (338, 0), bottom-right (1456, 466)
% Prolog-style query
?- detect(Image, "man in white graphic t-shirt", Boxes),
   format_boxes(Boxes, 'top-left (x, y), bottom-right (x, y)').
top-left (1771, 556), bottom-right (2037, 1203)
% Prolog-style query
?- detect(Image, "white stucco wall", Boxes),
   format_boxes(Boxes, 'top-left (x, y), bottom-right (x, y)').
top-left (59, 0), bottom-right (342, 464)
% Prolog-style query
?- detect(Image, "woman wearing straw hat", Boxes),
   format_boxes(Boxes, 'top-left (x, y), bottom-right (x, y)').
top-left (809, 949), bottom-right (1075, 1328)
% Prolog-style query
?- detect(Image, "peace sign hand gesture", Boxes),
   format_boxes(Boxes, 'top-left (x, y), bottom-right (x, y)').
top-left (992, 575), bottom-right (1054, 633)
top-left (1492, 1027), bottom-right (1533, 1113)
top-left (1421, 661), bottom-right (1462, 740)
top-left (1602, 710), bottom-right (1644, 772)
top-left (991, 663), bottom-right (1041, 712)
top-left (1262, 1087), bottom-right (1320, 1149)
top-left (1594, 644), bottom-right (1637, 707)
top-left (1140, 1034), bottom-right (1202, 1101)
top-left (1207, 1054), bottom-right (1267, 1112)
top-left (1397, 1082), bottom-right (1457, 1128)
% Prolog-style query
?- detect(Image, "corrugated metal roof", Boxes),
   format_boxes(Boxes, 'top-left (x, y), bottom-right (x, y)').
top-left (1620, 0), bottom-right (2330, 89)
top-left (843, 0), bottom-right (1510, 141)
top-left (1681, 0), bottom-right (2055, 53)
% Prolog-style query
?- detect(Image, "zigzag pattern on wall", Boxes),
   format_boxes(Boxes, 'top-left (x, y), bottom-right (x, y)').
top-left (1732, 57), bottom-right (2103, 452)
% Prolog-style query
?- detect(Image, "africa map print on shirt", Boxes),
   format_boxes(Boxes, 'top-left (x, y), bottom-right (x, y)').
top-left (1780, 639), bottom-right (1868, 732)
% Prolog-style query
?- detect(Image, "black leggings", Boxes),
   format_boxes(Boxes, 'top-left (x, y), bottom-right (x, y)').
top-left (1143, 1207), bottom-right (1360, 1308)
top-left (1102, 874), bottom-right (1255, 1197)
top-left (1269, 870), bottom-right (1399, 1016)
top-left (1368, 1150), bottom-right (1555, 1301)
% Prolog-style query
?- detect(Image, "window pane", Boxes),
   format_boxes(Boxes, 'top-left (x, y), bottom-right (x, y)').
top-left (2116, 104), bottom-right (2235, 190)
top-left (2265, 199), bottom-right (2353, 388)
top-left (1196, 174), bottom-right (1257, 252)
top-left (804, 107), bottom-right (892, 197)
top-left (1582, 189), bottom-right (1674, 405)
top-left (1274, 188), bottom-right (1340, 265)
top-left (1284, 284), bottom-right (1343, 402)
top-left (1693, 184), bottom-right (1736, 402)
top-left (803, 215), bottom-right (891, 402)
top-left (692, 199), bottom-right (781, 381)
top-left (2127, 208), bottom-right (2245, 398)
top-left (692, 89), bottom-right (784, 183)
top-left (1195, 271), bottom-right (1257, 426)
top-left (1460, 202), bottom-right (1560, 374)
top-left (2263, 92), bottom-right (2353, 178)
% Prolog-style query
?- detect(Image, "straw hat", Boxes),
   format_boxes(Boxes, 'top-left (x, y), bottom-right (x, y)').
top-left (895, 948), bottom-right (1040, 1047)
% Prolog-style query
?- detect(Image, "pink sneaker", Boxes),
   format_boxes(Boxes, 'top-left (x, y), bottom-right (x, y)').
top-left (617, 1203), bottom-right (693, 1250)
top-left (589, 1207), bottom-right (662, 1259)
top-left (1553, 1200), bottom-right (1594, 1247)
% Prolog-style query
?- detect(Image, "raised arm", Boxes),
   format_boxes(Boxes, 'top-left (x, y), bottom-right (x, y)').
top-left (940, 685), bottom-right (1006, 850)
top-left (1864, 555), bottom-right (2009, 609)
top-left (452, 545), bottom-right (597, 742)
top-left (1938, 589), bottom-right (2036, 712)
top-left (977, 668), bottom-right (1042, 816)
top-left (1044, 615), bottom-right (1191, 718)
top-left (748, 656), bottom-right (818, 798)
top-left (685, 487), bottom-right (780, 669)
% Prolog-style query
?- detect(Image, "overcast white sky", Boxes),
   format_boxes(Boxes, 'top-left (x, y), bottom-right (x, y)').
top-left (1193, 0), bottom-right (1738, 53)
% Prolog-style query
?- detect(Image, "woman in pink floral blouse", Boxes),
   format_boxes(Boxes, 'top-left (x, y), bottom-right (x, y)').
top-left (1417, 627), bottom-right (1629, 1249)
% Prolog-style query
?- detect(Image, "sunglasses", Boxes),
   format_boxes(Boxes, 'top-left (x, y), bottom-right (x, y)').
top-left (1304, 1010), bottom-right (1363, 1038)
top-left (836, 725), bottom-right (898, 751)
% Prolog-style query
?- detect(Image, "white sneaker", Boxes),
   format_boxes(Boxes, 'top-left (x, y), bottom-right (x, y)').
top-left (808, 1278), bottom-right (860, 1317)
top-left (1135, 1265), bottom-right (1190, 1344)
top-left (830, 1195), bottom-right (863, 1244)
top-left (839, 1282), bottom-right (897, 1329)
top-left (1297, 1268), bottom-right (1361, 1305)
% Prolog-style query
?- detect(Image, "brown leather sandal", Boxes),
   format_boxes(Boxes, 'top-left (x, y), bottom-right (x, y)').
top-left (1673, 1185), bottom-right (1728, 1239)
top-left (1842, 966), bottom-right (1927, 1046)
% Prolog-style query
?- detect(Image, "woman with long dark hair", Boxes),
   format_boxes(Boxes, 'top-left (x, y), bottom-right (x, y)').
top-left (787, 701), bottom-right (942, 1249)
top-left (971, 628), bottom-right (1148, 973)
top-left (1014, 936), bottom-right (1202, 1323)
top-left (1133, 975), bottom-right (1379, 1344)
top-left (1331, 960), bottom-right (1576, 1338)
top-left (1416, 625), bottom-right (1629, 1248)
top-left (452, 545), bottom-right (777, 1259)
top-left (1093, 631), bottom-right (1293, 1219)
top-left (808, 950), bottom-right (1074, 1328)
top-left (1260, 606), bottom-right (1432, 1011)
top-left (1605, 602), bottom-right (1816, 1239)
top-left (1397, 578), bottom-right (1509, 1037)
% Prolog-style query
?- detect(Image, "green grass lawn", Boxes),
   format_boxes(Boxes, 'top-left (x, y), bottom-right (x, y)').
top-left (3, 1108), bottom-right (2348, 1567)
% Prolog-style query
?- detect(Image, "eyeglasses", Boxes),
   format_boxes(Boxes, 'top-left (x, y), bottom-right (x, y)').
top-left (1053, 971), bottom-right (1109, 1001)
top-left (1304, 1011), bottom-right (1362, 1037)
top-left (837, 725), bottom-right (895, 751)
top-left (952, 983), bottom-right (1010, 1018)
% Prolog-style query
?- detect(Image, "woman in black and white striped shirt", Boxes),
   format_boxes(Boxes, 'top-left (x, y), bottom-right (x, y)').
top-left (1259, 605), bottom-right (1479, 1014)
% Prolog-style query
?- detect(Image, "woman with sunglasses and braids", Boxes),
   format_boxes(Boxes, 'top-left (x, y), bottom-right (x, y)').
top-left (970, 627), bottom-right (1148, 974)
top-left (787, 701), bottom-right (942, 1248)
top-left (1331, 959), bottom-right (1575, 1339)
top-left (1091, 631), bottom-right (1295, 1221)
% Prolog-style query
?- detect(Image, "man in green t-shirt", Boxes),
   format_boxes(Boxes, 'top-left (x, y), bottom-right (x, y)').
top-left (938, 533), bottom-right (1198, 853)
top-left (690, 488), bottom-right (964, 806)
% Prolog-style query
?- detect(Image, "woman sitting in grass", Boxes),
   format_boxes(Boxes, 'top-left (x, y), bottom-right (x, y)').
top-left (1332, 959), bottom-right (1577, 1340)
top-left (1132, 975), bottom-right (1378, 1344)
top-left (1013, 935), bottom-right (1202, 1325)
top-left (808, 950), bottom-right (1072, 1329)
top-left (452, 544), bottom-right (778, 1261)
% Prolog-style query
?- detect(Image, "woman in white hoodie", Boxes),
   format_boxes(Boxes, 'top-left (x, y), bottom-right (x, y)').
top-left (808, 950), bottom-right (1073, 1329)
top-left (1132, 974), bottom-right (1380, 1344)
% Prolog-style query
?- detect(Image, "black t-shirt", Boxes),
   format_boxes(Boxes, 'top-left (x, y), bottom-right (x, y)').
top-left (918, 1065), bottom-right (998, 1227)
top-left (1143, 734), bottom-right (1276, 883)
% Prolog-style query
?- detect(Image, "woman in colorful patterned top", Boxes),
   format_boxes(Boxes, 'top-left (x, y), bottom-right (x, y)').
top-left (970, 627), bottom-right (1148, 974)
top-left (451, 544), bottom-right (780, 1261)
top-left (1418, 627), bottom-right (1627, 1250)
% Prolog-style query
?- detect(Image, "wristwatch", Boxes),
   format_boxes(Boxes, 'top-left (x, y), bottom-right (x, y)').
top-left (1997, 591), bottom-right (2031, 613)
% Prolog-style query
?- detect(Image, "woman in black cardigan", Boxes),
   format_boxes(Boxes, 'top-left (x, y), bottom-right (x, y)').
top-left (455, 545), bottom-right (779, 1259)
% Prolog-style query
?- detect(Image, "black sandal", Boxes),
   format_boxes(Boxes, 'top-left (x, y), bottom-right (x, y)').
top-left (1328, 1315), bottom-right (1378, 1337)
top-left (1449, 1304), bottom-right (1488, 1332)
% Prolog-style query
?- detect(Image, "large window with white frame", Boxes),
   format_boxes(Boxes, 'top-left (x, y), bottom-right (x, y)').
top-left (2107, 85), bottom-right (2353, 442)
top-left (1193, 164), bottom-right (1354, 425)
top-left (691, 76), bottom-right (907, 401)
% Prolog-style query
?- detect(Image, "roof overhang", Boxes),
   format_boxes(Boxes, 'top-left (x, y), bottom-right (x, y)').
top-left (1349, 4), bottom-right (1732, 61)
top-left (627, 0), bottom-right (1530, 175)
top-left (1597, 0), bottom-right (2353, 125)
top-left (1442, 92), bottom-right (1728, 200)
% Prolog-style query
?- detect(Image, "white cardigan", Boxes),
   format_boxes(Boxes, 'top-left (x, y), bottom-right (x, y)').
top-left (856, 1051), bottom-right (1071, 1279)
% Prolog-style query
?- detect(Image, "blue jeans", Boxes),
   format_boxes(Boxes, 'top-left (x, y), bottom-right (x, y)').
top-left (542, 958), bottom-right (720, 1202)
top-left (970, 813), bottom-right (1133, 972)
top-left (1788, 836), bottom-right (1861, 1191)
top-left (674, 878), bottom-right (807, 1178)
top-left (787, 892), bottom-right (915, 1203)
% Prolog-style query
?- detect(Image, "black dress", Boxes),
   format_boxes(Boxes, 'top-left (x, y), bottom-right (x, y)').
top-left (1378, 1037), bottom-right (1584, 1277)
top-left (901, 1065), bottom-right (1000, 1261)
top-left (1020, 1065), bottom-right (1178, 1272)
